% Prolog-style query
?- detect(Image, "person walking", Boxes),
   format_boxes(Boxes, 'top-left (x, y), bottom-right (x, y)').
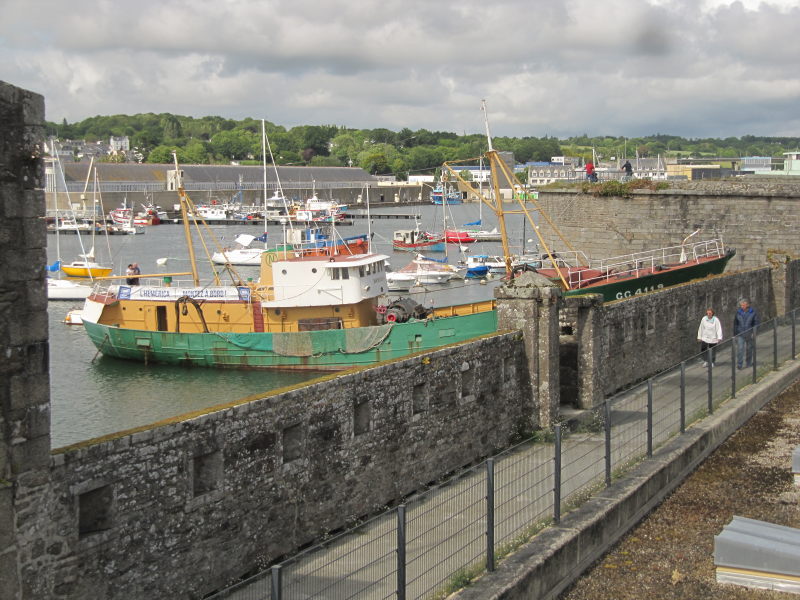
top-left (733, 298), bottom-right (759, 369)
top-left (585, 160), bottom-right (598, 182)
top-left (621, 160), bottom-right (633, 181)
top-left (697, 308), bottom-right (722, 366)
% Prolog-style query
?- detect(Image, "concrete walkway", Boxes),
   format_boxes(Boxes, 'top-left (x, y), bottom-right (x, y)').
top-left (216, 320), bottom-right (797, 600)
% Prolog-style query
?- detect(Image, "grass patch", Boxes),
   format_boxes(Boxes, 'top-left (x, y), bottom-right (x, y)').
top-left (580, 178), bottom-right (669, 197)
top-left (427, 562), bottom-right (486, 600)
top-left (563, 480), bottom-right (606, 513)
top-left (495, 518), bottom-right (554, 561)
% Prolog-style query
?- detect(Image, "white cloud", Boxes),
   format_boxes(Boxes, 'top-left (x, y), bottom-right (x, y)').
top-left (1, 0), bottom-right (799, 137)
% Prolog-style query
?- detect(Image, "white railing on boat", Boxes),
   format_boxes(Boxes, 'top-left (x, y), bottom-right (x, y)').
top-left (540, 239), bottom-right (727, 288)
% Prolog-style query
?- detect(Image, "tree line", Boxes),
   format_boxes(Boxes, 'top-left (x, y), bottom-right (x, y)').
top-left (46, 114), bottom-right (800, 180)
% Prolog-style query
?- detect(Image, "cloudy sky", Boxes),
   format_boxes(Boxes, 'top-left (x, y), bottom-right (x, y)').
top-left (2, 0), bottom-right (799, 138)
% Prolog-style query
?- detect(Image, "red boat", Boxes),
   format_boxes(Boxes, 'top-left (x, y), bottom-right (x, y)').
top-left (392, 228), bottom-right (446, 252)
top-left (445, 230), bottom-right (477, 244)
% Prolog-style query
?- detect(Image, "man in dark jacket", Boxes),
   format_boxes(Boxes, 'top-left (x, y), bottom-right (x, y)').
top-left (733, 298), bottom-right (759, 369)
top-left (621, 160), bottom-right (633, 181)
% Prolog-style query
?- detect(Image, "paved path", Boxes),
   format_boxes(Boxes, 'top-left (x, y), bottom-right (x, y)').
top-left (217, 320), bottom-right (797, 600)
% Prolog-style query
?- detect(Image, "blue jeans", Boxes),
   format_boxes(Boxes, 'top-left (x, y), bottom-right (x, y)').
top-left (736, 335), bottom-right (753, 368)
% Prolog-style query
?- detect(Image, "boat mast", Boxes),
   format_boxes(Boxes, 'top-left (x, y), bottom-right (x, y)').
top-left (173, 153), bottom-right (200, 285)
top-left (480, 99), bottom-right (512, 273)
top-left (261, 119), bottom-right (268, 248)
top-left (442, 100), bottom-right (574, 288)
top-left (51, 139), bottom-right (61, 278)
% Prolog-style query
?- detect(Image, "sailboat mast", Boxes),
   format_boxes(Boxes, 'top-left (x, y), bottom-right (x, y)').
top-left (173, 153), bottom-right (200, 285)
top-left (482, 99), bottom-right (494, 152)
top-left (261, 119), bottom-right (268, 248)
top-left (51, 139), bottom-right (61, 277)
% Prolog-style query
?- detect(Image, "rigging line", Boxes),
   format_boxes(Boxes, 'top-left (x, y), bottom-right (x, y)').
top-left (53, 143), bottom-right (92, 276)
top-left (95, 168), bottom-right (114, 268)
top-left (262, 121), bottom-right (293, 232)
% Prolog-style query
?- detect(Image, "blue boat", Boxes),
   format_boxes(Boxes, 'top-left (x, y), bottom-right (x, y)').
top-left (431, 186), bottom-right (463, 205)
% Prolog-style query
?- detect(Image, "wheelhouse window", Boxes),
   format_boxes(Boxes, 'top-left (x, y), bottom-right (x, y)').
top-left (329, 267), bottom-right (350, 280)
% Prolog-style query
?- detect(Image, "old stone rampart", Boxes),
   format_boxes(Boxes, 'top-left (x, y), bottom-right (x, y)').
top-left (594, 267), bottom-right (773, 398)
top-left (40, 333), bottom-right (531, 598)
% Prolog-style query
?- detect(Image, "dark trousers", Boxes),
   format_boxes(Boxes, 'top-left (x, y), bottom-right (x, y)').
top-left (700, 341), bottom-right (718, 362)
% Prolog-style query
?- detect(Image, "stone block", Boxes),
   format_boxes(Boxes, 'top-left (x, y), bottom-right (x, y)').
top-left (0, 546), bottom-right (21, 600)
top-left (9, 436), bottom-right (50, 474)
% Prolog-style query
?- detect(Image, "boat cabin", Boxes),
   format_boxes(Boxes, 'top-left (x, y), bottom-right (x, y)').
top-left (393, 229), bottom-right (433, 245)
top-left (259, 252), bottom-right (390, 307)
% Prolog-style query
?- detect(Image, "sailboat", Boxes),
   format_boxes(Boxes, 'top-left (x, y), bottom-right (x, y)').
top-left (60, 167), bottom-right (113, 278)
top-left (46, 147), bottom-right (96, 300)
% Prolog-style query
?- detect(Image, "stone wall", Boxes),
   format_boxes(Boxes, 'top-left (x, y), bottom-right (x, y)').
top-left (0, 81), bottom-right (52, 600)
top-left (535, 186), bottom-right (800, 290)
top-left (579, 268), bottom-right (775, 401)
top-left (37, 333), bottom-right (531, 599)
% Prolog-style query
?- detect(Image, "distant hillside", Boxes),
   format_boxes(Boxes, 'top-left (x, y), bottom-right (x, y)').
top-left (46, 113), bottom-right (800, 180)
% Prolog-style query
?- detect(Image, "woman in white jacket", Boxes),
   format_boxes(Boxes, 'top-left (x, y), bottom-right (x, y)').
top-left (697, 308), bottom-right (723, 366)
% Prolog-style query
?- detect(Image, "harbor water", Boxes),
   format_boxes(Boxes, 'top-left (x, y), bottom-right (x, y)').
top-left (47, 202), bottom-right (533, 447)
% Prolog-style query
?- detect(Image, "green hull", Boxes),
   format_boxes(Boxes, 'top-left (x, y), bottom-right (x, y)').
top-left (83, 310), bottom-right (499, 371)
top-left (564, 250), bottom-right (735, 302)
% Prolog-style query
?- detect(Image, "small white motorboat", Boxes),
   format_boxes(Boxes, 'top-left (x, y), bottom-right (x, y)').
top-left (386, 271), bottom-right (417, 291)
top-left (47, 278), bottom-right (93, 300)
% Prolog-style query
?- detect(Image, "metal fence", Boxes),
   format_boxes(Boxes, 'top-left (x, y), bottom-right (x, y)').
top-left (212, 309), bottom-right (798, 600)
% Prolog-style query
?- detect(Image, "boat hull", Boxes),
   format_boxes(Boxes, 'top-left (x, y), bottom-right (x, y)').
top-left (47, 279), bottom-right (93, 300)
top-left (60, 266), bottom-right (113, 278)
top-left (82, 310), bottom-right (498, 371)
top-left (562, 250), bottom-right (735, 302)
top-left (392, 241), bottom-right (446, 253)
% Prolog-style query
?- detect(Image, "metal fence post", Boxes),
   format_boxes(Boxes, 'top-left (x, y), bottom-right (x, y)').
top-left (271, 565), bottom-right (282, 600)
top-left (647, 379), bottom-right (653, 457)
top-left (554, 424), bottom-right (561, 524)
top-left (680, 362), bottom-right (686, 433)
top-left (752, 327), bottom-right (758, 383)
top-left (731, 341), bottom-right (736, 399)
top-left (707, 348), bottom-right (713, 414)
top-left (773, 320), bottom-right (778, 370)
top-left (792, 309), bottom-right (796, 360)
top-left (397, 504), bottom-right (406, 600)
top-left (486, 459), bottom-right (495, 573)
top-left (604, 400), bottom-right (611, 487)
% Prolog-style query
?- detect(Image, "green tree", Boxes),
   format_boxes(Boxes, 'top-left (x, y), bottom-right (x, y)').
top-left (209, 129), bottom-right (257, 160)
top-left (145, 145), bottom-right (178, 163)
top-left (310, 155), bottom-right (344, 167)
top-left (182, 140), bottom-right (210, 164)
top-left (161, 115), bottom-right (183, 140)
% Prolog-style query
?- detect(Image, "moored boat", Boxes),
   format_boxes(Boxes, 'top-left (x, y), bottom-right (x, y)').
top-left (80, 156), bottom-right (496, 371)
top-left (47, 278), bottom-right (93, 300)
top-left (525, 239), bottom-right (735, 302)
top-left (444, 229), bottom-right (477, 244)
top-left (60, 257), bottom-right (113, 278)
top-left (392, 228), bottom-right (445, 253)
top-left (431, 185), bottom-right (463, 205)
